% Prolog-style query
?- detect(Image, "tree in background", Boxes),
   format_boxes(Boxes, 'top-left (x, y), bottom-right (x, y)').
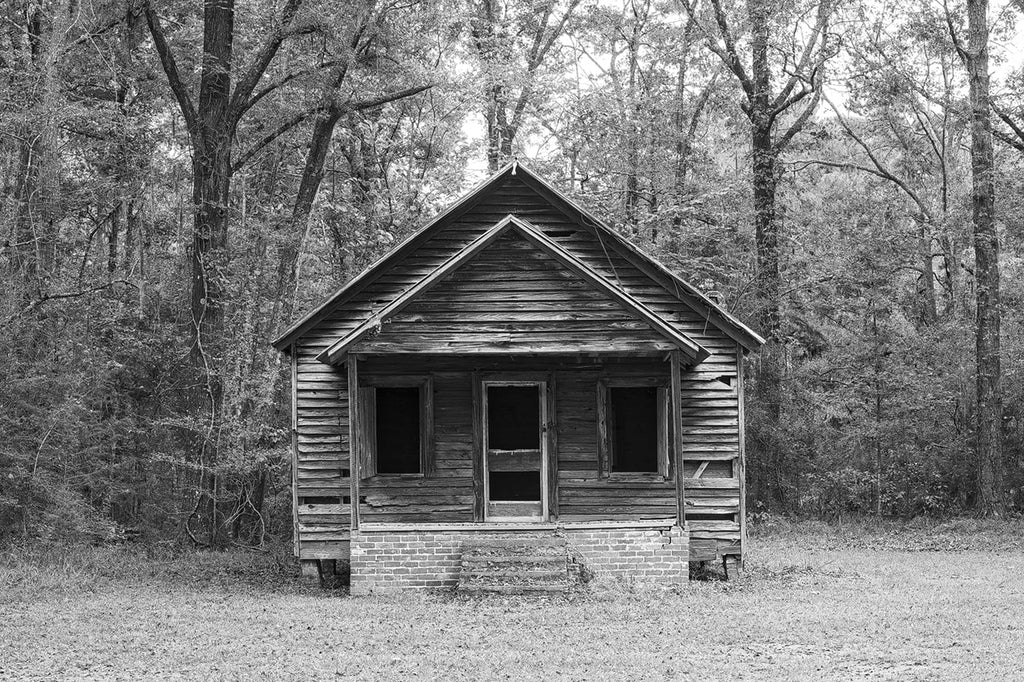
top-left (684, 0), bottom-right (838, 507)
top-left (947, 0), bottom-right (1004, 514)
top-left (142, 0), bottom-right (437, 543)
top-left (470, 0), bottom-right (582, 171)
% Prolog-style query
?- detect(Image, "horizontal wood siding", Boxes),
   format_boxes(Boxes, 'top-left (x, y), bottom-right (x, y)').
top-left (350, 234), bottom-right (676, 355)
top-left (294, 337), bottom-right (350, 559)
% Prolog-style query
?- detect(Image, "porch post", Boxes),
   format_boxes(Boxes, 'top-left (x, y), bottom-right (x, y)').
top-left (546, 372), bottom-right (558, 521)
top-left (670, 351), bottom-right (685, 528)
top-left (471, 372), bottom-right (484, 521)
top-left (348, 355), bottom-right (361, 531)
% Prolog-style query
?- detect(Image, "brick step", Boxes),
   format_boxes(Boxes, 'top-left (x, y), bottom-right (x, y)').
top-left (461, 568), bottom-right (566, 580)
top-left (457, 536), bottom-right (571, 596)
top-left (461, 553), bottom-right (565, 564)
top-left (458, 583), bottom-right (567, 595)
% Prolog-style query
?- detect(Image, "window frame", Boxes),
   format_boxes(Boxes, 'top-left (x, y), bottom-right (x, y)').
top-left (597, 378), bottom-right (671, 480)
top-left (358, 375), bottom-right (434, 479)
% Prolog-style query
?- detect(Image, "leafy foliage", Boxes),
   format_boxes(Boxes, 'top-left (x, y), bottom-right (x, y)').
top-left (1, 0), bottom-right (1022, 550)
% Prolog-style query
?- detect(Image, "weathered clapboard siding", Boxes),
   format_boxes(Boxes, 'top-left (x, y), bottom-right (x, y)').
top-left (293, 176), bottom-right (740, 354)
top-left (293, 338), bottom-right (350, 559)
top-left (350, 234), bottom-right (679, 356)
top-left (287, 170), bottom-right (752, 562)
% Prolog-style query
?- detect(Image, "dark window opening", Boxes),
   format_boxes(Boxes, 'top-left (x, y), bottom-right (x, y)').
top-left (489, 471), bottom-right (541, 501)
top-left (610, 386), bottom-right (659, 473)
top-left (375, 387), bottom-right (421, 474)
top-left (685, 513), bottom-right (737, 522)
top-left (299, 496), bottom-right (338, 505)
top-left (716, 375), bottom-right (734, 387)
top-left (487, 386), bottom-right (540, 450)
top-left (546, 229), bottom-right (576, 238)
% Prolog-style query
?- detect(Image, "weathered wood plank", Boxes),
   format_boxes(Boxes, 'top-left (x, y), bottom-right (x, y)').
top-left (472, 372), bottom-right (484, 521)
top-left (671, 351), bottom-right (685, 527)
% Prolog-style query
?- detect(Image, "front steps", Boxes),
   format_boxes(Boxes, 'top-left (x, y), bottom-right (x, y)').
top-left (457, 536), bottom-right (570, 595)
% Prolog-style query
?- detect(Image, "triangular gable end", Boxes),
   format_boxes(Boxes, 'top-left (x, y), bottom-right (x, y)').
top-left (272, 161), bottom-right (764, 354)
top-left (316, 216), bottom-right (710, 365)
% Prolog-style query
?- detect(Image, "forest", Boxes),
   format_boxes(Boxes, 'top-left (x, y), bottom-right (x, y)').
top-left (1, 0), bottom-right (1022, 549)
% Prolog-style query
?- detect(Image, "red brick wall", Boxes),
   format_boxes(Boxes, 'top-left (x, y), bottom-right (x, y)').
top-left (349, 523), bottom-right (688, 595)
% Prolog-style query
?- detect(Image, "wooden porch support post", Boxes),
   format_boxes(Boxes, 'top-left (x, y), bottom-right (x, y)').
top-left (471, 372), bottom-right (484, 521)
top-left (348, 355), bottom-right (361, 532)
top-left (736, 344), bottom-right (747, 567)
top-left (670, 351), bottom-right (685, 528)
top-left (546, 372), bottom-right (559, 521)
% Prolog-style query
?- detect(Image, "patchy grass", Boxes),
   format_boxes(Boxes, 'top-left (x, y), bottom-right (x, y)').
top-left (2, 521), bottom-right (1023, 680)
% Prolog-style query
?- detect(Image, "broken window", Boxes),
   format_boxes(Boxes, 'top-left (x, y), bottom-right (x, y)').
top-left (359, 378), bottom-right (433, 477)
top-left (487, 385), bottom-right (540, 450)
top-left (599, 381), bottom-right (670, 477)
top-left (375, 387), bottom-right (421, 474)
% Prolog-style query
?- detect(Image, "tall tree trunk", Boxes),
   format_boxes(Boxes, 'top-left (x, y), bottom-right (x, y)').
top-left (915, 216), bottom-right (938, 326)
top-left (748, 0), bottom-right (785, 508)
top-left (961, 0), bottom-right (1003, 515)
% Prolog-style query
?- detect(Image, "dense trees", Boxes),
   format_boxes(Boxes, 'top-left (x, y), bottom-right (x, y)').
top-left (1, 0), bottom-right (1021, 546)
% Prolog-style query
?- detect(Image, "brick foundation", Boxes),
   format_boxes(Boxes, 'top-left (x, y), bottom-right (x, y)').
top-left (349, 521), bottom-right (688, 595)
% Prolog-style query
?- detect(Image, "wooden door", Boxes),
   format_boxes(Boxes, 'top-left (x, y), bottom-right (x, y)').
top-left (482, 381), bottom-right (547, 521)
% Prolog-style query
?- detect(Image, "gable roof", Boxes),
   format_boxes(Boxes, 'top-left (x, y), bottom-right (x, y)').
top-left (272, 161), bottom-right (765, 354)
top-left (317, 215), bottom-right (710, 364)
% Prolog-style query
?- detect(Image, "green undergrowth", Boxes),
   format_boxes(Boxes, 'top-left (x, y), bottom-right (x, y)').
top-left (0, 540), bottom-right (320, 602)
top-left (749, 514), bottom-right (1024, 552)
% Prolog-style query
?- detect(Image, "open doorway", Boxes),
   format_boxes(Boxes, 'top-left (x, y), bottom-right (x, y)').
top-left (482, 381), bottom-right (547, 521)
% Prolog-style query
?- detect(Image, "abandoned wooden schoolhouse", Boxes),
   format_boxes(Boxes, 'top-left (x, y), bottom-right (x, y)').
top-left (272, 162), bottom-right (763, 594)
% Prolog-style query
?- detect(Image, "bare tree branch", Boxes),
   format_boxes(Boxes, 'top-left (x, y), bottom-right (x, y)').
top-left (230, 0), bottom-right (304, 125)
top-left (775, 87), bottom-right (821, 152)
top-left (232, 109), bottom-right (319, 172)
top-left (232, 83), bottom-right (433, 172)
top-left (771, 0), bottom-right (832, 112)
top-left (238, 58), bottom-right (348, 117)
top-left (144, 1), bottom-right (199, 139)
top-left (3, 280), bottom-right (137, 328)
top-left (992, 102), bottom-right (1024, 151)
top-left (943, 0), bottom-right (968, 59)
top-left (992, 126), bottom-right (1024, 152)
top-left (704, 0), bottom-right (754, 101)
top-left (821, 94), bottom-right (935, 222)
